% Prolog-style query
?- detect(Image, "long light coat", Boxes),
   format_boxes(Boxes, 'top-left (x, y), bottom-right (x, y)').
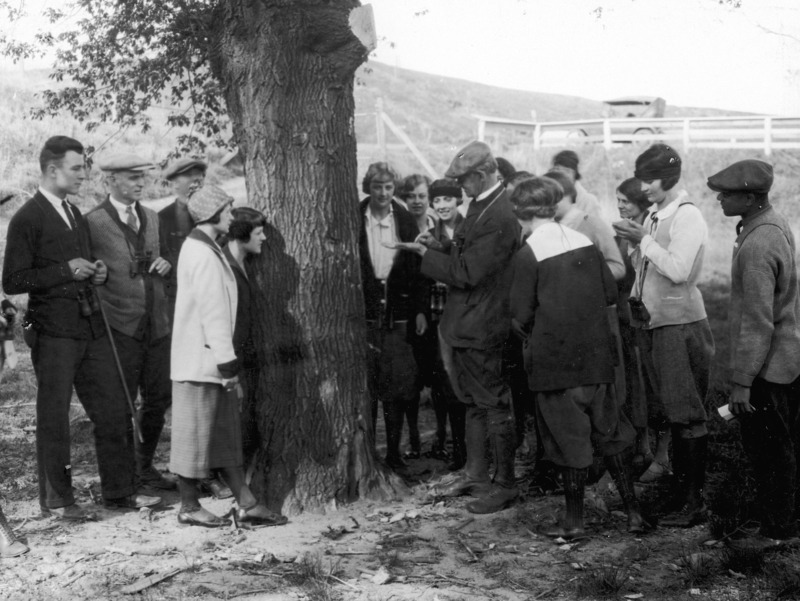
top-left (171, 230), bottom-right (238, 383)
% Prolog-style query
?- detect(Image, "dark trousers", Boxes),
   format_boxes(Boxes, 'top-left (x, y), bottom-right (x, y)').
top-left (740, 376), bottom-right (800, 538)
top-left (31, 333), bottom-right (136, 507)
top-left (366, 322), bottom-right (418, 459)
top-left (113, 330), bottom-right (172, 475)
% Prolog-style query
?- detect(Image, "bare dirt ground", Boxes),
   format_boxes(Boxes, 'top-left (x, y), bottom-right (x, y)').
top-left (3, 291), bottom-right (800, 600)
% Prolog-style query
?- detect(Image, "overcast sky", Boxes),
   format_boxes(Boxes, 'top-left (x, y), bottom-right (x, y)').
top-left (368, 0), bottom-right (800, 115)
top-left (2, 0), bottom-right (798, 115)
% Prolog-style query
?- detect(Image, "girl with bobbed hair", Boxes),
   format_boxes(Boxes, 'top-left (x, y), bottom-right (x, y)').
top-left (614, 178), bottom-right (670, 484)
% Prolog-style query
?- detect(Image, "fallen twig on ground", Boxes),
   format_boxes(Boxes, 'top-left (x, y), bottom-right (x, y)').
top-left (119, 567), bottom-right (185, 595)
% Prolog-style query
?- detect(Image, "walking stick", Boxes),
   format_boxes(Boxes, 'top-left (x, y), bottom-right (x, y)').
top-left (93, 289), bottom-right (144, 444)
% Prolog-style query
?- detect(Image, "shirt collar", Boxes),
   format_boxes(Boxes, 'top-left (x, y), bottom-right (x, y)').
top-left (651, 189), bottom-right (688, 221)
top-left (475, 180), bottom-right (502, 202)
top-left (38, 186), bottom-right (66, 208)
top-left (109, 195), bottom-right (137, 214)
top-left (365, 204), bottom-right (395, 227)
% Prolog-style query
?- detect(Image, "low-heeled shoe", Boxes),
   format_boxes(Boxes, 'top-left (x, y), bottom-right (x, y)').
top-left (199, 478), bottom-right (233, 500)
top-left (41, 504), bottom-right (97, 521)
top-left (236, 506), bottom-right (288, 527)
top-left (104, 493), bottom-right (162, 510)
top-left (177, 510), bottom-right (231, 528)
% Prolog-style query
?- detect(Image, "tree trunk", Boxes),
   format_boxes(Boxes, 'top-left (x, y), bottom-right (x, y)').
top-left (210, 0), bottom-right (405, 514)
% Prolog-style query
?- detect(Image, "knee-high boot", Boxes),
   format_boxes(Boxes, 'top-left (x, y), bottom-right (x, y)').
top-left (466, 414), bottom-right (519, 514)
top-left (661, 434), bottom-right (708, 527)
top-left (605, 451), bottom-right (648, 533)
top-left (546, 468), bottom-right (587, 540)
top-left (437, 405), bottom-right (490, 497)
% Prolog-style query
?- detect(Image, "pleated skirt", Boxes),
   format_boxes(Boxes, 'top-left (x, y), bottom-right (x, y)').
top-left (169, 380), bottom-right (243, 478)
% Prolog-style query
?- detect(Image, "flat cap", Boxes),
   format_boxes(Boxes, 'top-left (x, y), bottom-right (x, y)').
top-left (163, 157), bottom-right (208, 180)
top-left (187, 184), bottom-right (233, 223)
top-left (445, 141), bottom-right (494, 178)
top-left (97, 152), bottom-right (155, 172)
top-left (707, 159), bottom-right (773, 194)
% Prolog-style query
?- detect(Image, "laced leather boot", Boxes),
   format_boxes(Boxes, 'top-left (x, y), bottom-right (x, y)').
top-left (546, 468), bottom-right (587, 540)
top-left (605, 450), bottom-right (649, 533)
top-left (660, 435), bottom-right (708, 527)
top-left (0, 506), bottom-right (29, 557)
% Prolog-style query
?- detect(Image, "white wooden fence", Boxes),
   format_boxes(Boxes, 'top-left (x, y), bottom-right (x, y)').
top-left (476, 115), bottom-right (800, 156)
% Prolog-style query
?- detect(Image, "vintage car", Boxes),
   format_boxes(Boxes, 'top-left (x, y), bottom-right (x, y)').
top-left (567, 96), bottom-right (666, 142)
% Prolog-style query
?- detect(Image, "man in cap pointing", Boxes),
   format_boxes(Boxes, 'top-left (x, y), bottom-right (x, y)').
top-left (709, 159), bottom-right (800, 548)
top-left (86, 152), bottom-right (175, 492)
top-left (413, 141), bottom-right (521, 514)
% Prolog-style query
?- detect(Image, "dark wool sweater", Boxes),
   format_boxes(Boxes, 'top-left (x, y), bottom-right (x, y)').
top-left (2, 192), bottom-right (104, 339)
top-left (511, 222), bottom-right (617, 391)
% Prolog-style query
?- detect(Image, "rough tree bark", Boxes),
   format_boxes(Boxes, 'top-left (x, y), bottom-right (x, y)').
top-left (209, 0), bottom-right (405, 514)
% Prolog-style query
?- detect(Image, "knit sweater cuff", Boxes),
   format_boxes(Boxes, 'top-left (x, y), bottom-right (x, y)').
top-left (731, 371), bottom-right (754, 387)
top-left (217, 359), bottom-right (240, 379)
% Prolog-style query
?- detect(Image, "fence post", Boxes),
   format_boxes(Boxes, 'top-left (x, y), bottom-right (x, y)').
top-left (764, 117), bottom-right (773, 157)
top-left (376, 97), bottom-right (387, 160)
top-left (682, 119), bottom-right (690, 152)
top-left (603, 120), bottom-right (612, 149)
top-left (533, 123), bottom-right (542, 151)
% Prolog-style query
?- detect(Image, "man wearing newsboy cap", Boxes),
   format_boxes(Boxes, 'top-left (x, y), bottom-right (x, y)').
top-left (412, 141), bottom-right (521, 514)
top-left (85, 152), bottom-right (176, 493)
top-left (709, 159), bottom-right (800, 550)
top-left (158, 157), bottom-right (207, 320)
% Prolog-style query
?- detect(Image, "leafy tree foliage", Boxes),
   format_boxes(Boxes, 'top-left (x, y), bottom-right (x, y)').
top-left (1, 1), bottom-right (228, 155)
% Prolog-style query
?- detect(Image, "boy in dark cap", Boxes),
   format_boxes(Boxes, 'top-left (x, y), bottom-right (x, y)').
top-left (613, 144), bottom-right (714, 527)
top-left (551, 150), bottom-right (603, 221)
top-left (709, 159), bottom-right (800, 549)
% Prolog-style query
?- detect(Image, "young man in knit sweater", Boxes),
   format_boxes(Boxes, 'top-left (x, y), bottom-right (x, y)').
top-left (614, 144), bottom-right (714, 527)
top-left (509, 176), bottom-right (646, 538)
top-left (86, 152), bottom-right (176, 492)
top-left (708, 160), bottom-right (800, 548)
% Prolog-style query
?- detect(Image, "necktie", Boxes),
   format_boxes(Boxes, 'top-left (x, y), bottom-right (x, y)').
top-left (126, 205), bottom-right (139, 233)
top-left (61, 200), bottom-right (77, 230)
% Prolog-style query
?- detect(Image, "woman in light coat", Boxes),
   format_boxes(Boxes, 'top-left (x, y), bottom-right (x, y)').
top-left (170, 185), bottom-right (286, 528)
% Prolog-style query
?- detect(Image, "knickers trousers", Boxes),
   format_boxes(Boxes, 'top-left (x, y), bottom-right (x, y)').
top-left (32, 334), bottom-right (136, 508)
top-left (535, 384), bottom-right (635, 469)
top-left (112, 330), bottom-right (172, 474)
top-left (638, 320), bottom-right (713, 438)
top-left (740, 376), bottom-right (800, 538)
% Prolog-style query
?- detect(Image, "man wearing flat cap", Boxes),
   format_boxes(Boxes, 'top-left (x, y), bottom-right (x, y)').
top-left (2, 136), bottom-right (160, 518)
top-left (159, 157), bottom-right (207, 321)
top-left (613, 144), bottom-right (714, 527)
top-left (709, 159), bottom-right (800, 548)
top-left (413, 140), bottom-right (521, 514)
top-left (86, 152), bottom-right (175, 492)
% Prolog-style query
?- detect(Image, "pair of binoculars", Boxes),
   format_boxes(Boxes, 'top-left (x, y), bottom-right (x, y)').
top-left (129, 250), bottom-right (153, 278)
top-left (77, 287), bottom-right (101, 318)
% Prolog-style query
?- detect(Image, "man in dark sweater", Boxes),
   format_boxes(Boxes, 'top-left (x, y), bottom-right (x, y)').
top-left (2, 136), bottom-right (160, 519)
top-left (86, 152), bottom-right (175, 491)
top-left (709, 160), bottom-right (800, 549)
top-left (510, 177), bottom-right (644, 538)
top-left (412, 141), bottom-right (521, 514)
